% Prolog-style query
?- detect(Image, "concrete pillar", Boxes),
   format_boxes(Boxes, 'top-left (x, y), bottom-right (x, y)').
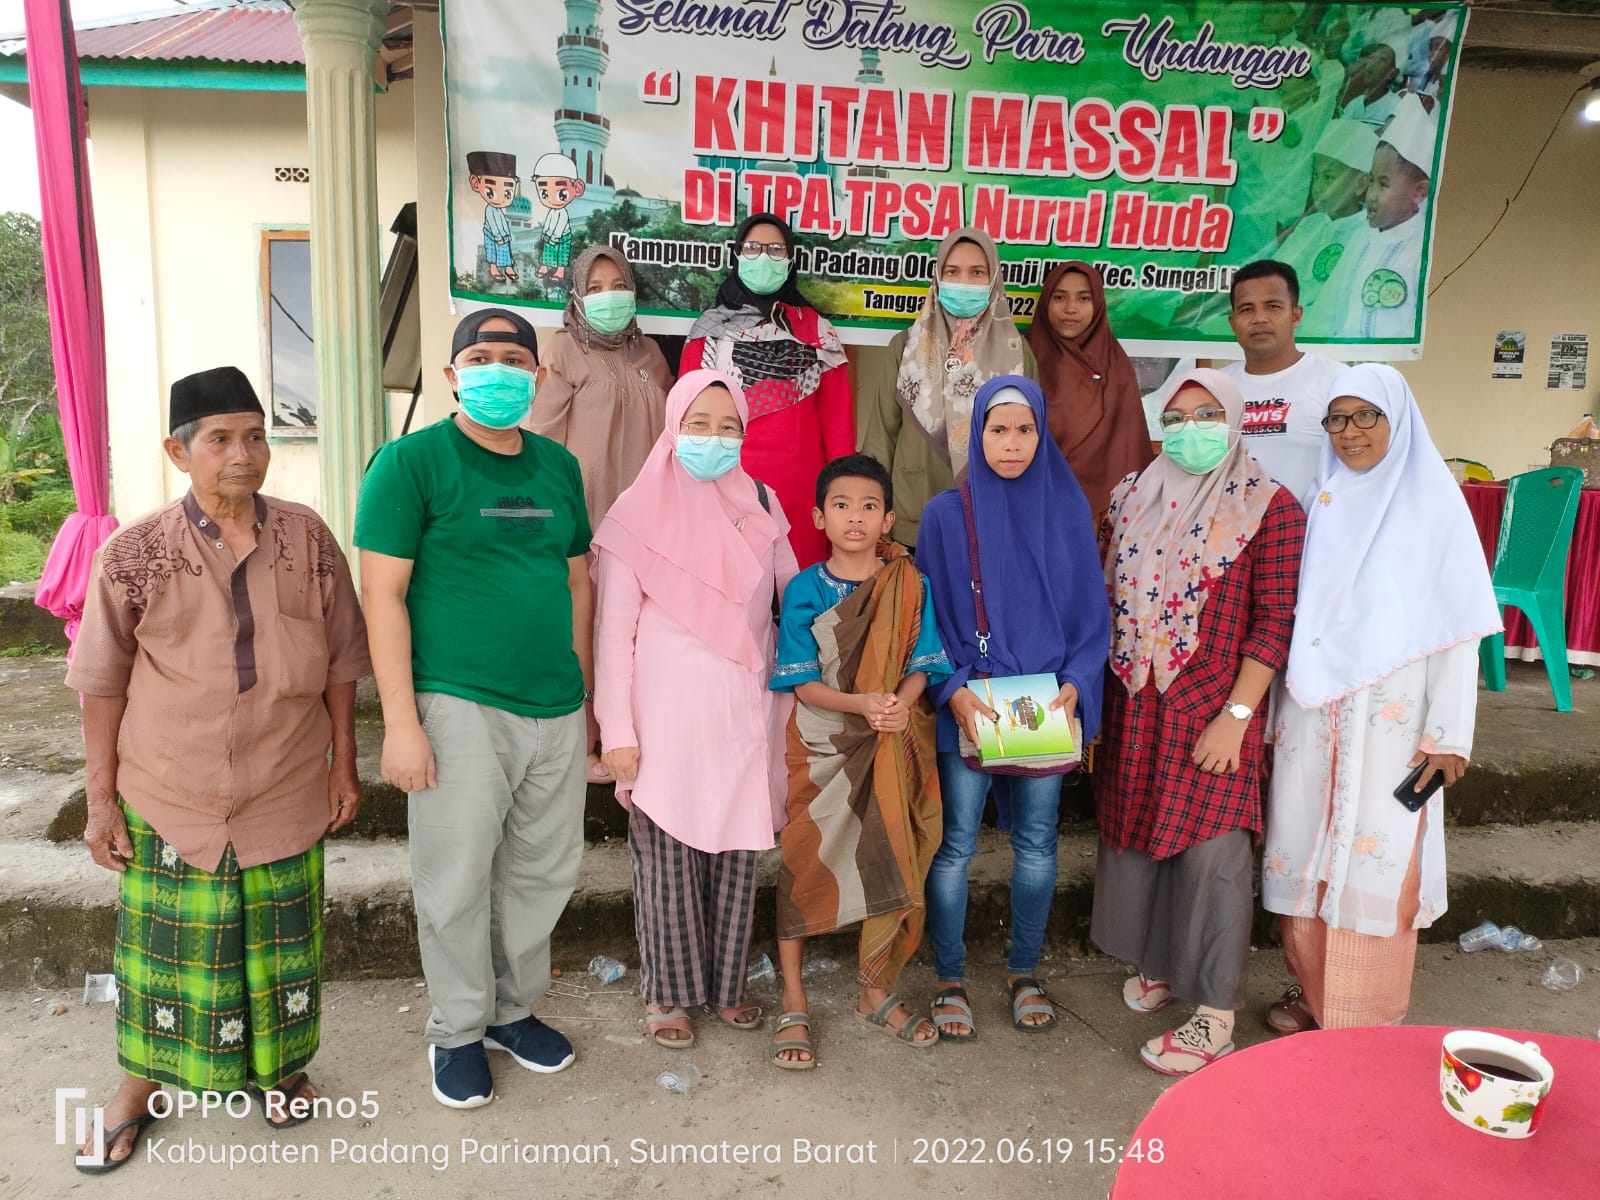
top-left (292, 0), bottom-right (387, 548)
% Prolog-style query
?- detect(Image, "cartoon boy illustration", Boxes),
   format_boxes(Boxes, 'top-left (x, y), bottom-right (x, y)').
top-left (531, 152), bottom-right (585, 284)
top-left (467, 150), bottom-right (519, 283)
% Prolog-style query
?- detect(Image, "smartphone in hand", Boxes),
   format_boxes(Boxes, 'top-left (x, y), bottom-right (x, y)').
top-left (1393, 760), bottom-right (1446, 812)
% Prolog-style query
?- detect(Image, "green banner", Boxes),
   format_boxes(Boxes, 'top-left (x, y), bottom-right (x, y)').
top-left (443, 1), bottom-right (1464, 355)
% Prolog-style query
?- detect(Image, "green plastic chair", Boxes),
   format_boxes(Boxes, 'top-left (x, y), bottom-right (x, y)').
top-left (1478, 467), bottom-right (1584, 711)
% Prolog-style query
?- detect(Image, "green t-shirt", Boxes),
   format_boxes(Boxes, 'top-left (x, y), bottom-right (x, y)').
top-left (354, 417), bottom-right (591, 718)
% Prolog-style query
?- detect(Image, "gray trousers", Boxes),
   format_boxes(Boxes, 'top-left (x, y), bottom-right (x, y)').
top-left (409, 692), bottom-right (586, 1046)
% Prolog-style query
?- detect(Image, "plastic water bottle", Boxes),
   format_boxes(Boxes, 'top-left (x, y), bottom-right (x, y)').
top-left (588, 955), bottom-right (626, 985)
top-left (801, 955), bottom-right (840, 980)
top-left (1497, 926), bottom-right (1525, 952)
top-left (657, 1065), bottom-right (700, 1093)
top-left (1541, 959), bottom-right (1583, 991)
top-left (1457, 920), bottom-right (1501, 953)
top-left (746, 953), bottom-right (776, 984)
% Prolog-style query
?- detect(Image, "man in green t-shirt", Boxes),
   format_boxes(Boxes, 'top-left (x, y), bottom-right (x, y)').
top-left (355, 309), bottom-right (592, 1110)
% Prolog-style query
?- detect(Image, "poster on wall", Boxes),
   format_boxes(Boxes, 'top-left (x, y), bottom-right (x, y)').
top-left (1491, 330), bottom-right (1524, 380)
top-left (1546, 333), bottom-right (1589, 391)
top-left (442, 1), bottom-right (1466, 355)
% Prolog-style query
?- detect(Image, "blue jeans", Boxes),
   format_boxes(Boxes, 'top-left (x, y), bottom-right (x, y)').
top-left (926, 753), bottom-right (1062, 980)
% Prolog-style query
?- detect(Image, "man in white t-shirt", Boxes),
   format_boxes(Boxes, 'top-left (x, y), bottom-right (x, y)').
top-left (1221, 260), bottom-right (1344, 502)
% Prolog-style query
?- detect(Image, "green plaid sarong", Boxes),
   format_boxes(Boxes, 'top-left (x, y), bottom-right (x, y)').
top-left (115, 804), bottom-right (323, 1093)
top-left (541, 233), bottom-right (571, 268)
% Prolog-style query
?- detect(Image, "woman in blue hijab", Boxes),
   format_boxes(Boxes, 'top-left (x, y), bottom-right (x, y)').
top-left (914, 375), bottom-right (1111, 1039)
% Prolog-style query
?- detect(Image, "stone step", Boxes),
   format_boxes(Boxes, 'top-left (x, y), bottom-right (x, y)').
top-left (5, 821), bottom-right (1596, 990)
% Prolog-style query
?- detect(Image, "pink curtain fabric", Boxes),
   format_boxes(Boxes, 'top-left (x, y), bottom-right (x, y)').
top-left (26, 0), bottom-right (117, 643)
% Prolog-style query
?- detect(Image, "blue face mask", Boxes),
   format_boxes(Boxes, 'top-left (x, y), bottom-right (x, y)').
top-left (938, 282), bottom-right (991, 319)
top-left (455, 362), bottom-right (534, 429)
top-left (676, 434), bottom-right (742, 481)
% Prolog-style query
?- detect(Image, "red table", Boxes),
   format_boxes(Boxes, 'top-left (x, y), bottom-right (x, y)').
top-left (1111, 1026), bottom-right (1599, 1198)
top-left (1462, 481), bottom-right (1600, 667)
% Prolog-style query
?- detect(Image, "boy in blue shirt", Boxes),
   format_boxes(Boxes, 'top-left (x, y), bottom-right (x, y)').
top-left (768, 455), bottom-right (950, 1069)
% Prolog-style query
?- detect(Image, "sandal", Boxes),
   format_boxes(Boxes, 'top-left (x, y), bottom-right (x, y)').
top-left (73, 1112), bottom-right (155, 1174)
top-left (1009, 976), bottom-right (1058, 1032)
top-left (644, 1006), bottom-right (695, 1048)
top-left (706, 1001), bottom-right (764, 1030)
top-left (769, 1011), bottom-right (817, 1070)
top-left (930, 985), bottom-right (977, 1043)
top-left (1123, 974), bottom-right (1175, 1015)
top-left (855, 994), bottom-right (937, 1048)
top-left (246, 1071), bottom-right (316, 1129)
top-left (1266, 983), bottom-right (1319, 1036)
top-left (1139, 1029), bottom-right (1235, 1076)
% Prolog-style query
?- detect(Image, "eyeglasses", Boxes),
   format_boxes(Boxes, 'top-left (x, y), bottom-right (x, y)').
top-left (680, 419), bottom-right (744, 440)
top-left (1320, 408), bottom-right (1386, 433)
top-left (1158, 406), bottom-right (1227, 431)
top-left (738, 240), bottom-right (790, 261)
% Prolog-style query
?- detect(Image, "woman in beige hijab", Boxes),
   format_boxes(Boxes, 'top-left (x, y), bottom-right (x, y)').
top-left (529, 245), bottom-right (673, 783)
top-left (858, 227), bottom-right (1035, 548)
top-left (528, 246), bottom-right (674, 531)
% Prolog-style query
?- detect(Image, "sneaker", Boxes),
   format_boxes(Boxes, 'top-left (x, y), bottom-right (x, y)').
top-left (484, 1016), bottom-right (575, 1074)
top-left (428, 1042), bottom-right (494, 1109)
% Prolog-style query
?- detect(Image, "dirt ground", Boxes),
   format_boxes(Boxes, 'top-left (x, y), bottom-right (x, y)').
top-left (2, 940), bottom-right (1595, 1200)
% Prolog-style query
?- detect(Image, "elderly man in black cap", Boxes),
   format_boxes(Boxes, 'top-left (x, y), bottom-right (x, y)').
top-left (355, 310), bottom-right (593, 1110)
top-left (65, 367), bottom-right (371, 1171)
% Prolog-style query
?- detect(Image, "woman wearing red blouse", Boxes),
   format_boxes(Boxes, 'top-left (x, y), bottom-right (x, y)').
top-left (681, 214), bottom-right (854, 567)
top-left (1092, 368), bottom-right (1305, 1077)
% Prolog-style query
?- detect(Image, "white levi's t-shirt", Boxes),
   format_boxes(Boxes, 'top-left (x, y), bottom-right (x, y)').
top-left (1221, 352), bottom-right (1344, 502)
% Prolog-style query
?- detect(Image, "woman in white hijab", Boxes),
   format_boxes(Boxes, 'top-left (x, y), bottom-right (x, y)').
top-left (1261, 363), bottom-right (1500, 1033)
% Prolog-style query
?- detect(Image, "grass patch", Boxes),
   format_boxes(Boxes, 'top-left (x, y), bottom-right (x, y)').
top-left (0, 643), bottom-right (66, 658)
top-left (0, 527), bottom-right (48, 583)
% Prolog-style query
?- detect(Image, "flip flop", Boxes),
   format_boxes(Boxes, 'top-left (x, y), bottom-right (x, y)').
top-left (855, 994), bottom-right (937, 1049)
top-left (73, 1112), bottom-right (155, 1174)
top-left (644, 1006), bottom-right (695, 1049)
top-left (1123, 974), bottom-right (1175, 1015)
top-left (247, 1071), bottom-right (316, 1129)
top-left (769, 1011), bottom-right (817, 1070)
top-left (1009, 976), bottom-right (1059, 1033)
top-left (930, 985), bottom-right (977, 1042)
top-left (1139, 1031), bottom-right (1235, 1076)
top-left (706, 1002), bottom-right (764, 1030)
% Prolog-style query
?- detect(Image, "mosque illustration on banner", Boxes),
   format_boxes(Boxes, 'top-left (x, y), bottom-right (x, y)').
top-left (500, 0), bottom-right (672, 267)
top-left (484, 0), bottom-right (889, 278)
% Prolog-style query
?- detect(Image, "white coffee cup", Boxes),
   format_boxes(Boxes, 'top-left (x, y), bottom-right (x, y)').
top-left (1439, 1030), bottom-right (1554, 1139)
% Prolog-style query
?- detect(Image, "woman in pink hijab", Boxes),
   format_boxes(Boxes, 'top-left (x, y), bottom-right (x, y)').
top-left (592, 369), bottom-right (800, 1048)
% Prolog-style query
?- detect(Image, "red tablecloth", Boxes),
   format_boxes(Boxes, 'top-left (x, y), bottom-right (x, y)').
top-left (1111, 1026), bottom-right (1600, 1199)
top-left (1462, 481), bottom-right (1600, 667)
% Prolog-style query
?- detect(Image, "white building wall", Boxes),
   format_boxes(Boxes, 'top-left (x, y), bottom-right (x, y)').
top-left (89, 79), bottom-right (416, 521)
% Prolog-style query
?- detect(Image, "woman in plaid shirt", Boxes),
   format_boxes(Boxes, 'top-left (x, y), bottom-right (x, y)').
top-left (1091, 368), bottom-right (1307, 1075)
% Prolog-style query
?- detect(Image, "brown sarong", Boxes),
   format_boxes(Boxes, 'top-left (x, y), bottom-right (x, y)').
top-left (776, 546), bottom-right (942, 989)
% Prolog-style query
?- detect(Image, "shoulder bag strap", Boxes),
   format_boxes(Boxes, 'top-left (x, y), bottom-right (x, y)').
top-left (958, 482), bottom-right (993, 673)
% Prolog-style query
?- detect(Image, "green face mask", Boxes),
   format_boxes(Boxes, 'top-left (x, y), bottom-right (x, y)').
top-left (582, 289), bottom-right (636, 334)
top-left (1163, 421), bottom-right (1233, 474)
top-left (737, 253), bottom-right (790, 296)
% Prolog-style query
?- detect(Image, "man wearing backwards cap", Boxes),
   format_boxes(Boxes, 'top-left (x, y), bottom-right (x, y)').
top-left (67, 367), bottom-right (370, 1171)
top-left (1302, 93), bottom-right (1435, 342)
top-left (355, 309), bottom-right (593, 1110)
